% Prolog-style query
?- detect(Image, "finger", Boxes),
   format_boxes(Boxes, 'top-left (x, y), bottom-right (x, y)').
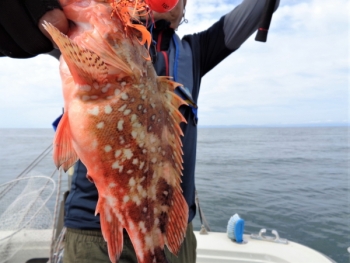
top-left (39, 9), bottom-right (69, 47)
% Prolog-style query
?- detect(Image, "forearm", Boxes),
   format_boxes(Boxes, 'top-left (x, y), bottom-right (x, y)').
top-left (223, 0), bottom-right (280, 50)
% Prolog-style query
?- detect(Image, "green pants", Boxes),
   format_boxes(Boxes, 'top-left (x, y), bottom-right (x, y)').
top-left (63, 223), bottom-right (196, 263)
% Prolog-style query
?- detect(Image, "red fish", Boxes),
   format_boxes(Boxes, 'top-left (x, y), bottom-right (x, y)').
top-left (43, 0), bottom-right (188, 262)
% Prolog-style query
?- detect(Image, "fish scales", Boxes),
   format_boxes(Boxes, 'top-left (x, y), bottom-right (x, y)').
top-left (43, 1), bottom-right (189, 262)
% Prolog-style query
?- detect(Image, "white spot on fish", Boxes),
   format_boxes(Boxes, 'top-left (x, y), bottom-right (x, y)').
top-left (119, 136), bottom-right (125, 144)
top-left (150, 135), bottom-right (156, 144)
top-left (82, 95), bottom-right (90, 101)
top-left (139, 221), bottom-right (146, 233)
top-left (129, 177), bottom-right (136, 187)
top-left (142, 108), bottom-right (147, 114)
top-left (154, 218), bottom-right (159, 225)
top-left (93, 82), bottom-right (99, 89)
top-left (101, 86), bottom-right (109, 93)
top-left (131, 130), bottom-right (137, 139)
top-left (132, 158), bottom-right (138, 165)
top-left (151, 103), bottom-right (156, 108)
top-left (109, 183), bottom-right (116, 188)
top-left (151, 114), bottom-right (156, 120)
top-left (132, 195), bottom-right (141, 205)
top-left (119, 104), bottom-right (127, 112)
top-left (148, 126), bottom-right (152, 131)
top-left (123, 149), bottom-right (133, 159)
top-left (132, 121), bottom-right (141, 128)
top-left (123, 195), bottom-right (130, 203)
top-left (139, 161), bottom-right (145, 170)
top-left (121, 81), bottom-right (126, 86)
top-left (137, 185), bottom-right (143, 193)
top-left (97, 122), bottom-right (104, 129)
top-left (151, 147), bottom-right (156, 153)
top-left (80, 85), bottom-right (91, 91)
top-left (142, 149), bottom-right (147, 154)
top-left (117, 120), bottom-right (124, 131)
top-left (115, 89), bottom-right (121, 96)
top-left (138, 105), bottom-right (143, 111)
top-left (115, 150), bottom-right (122, 158)
top-left (87, 106), bottom-right (99, 116)
top-left (121, 93), bottom-right (129, 100)
top-left (92, 140), bottom-right (98, 149)
top-left (151, 157), bottom-right (157, 164)
top-left (104, 145), bottom-right (112, 152)
top-left (143, 207), bottom-right (147, 213)
top-left (124, 109), bottom-right (131, 115)
top-left (140, 131), bottom-right (145, 140)
top-left (91, 95), bottom-right (99, 100)
top-left (131, 114), bottom-right (137, 122)
top-left (112, 161), bottom-right (123, 172)
top-left (127, 170), bottom-right (133, 174)
top-left (141, 95), bottom-right (146, 100)
top-left (105, 105), bottom-right (112, 114)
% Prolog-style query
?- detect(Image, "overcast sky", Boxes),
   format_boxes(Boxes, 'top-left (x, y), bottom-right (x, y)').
top-left (0, 0), bottom-right (348, 128)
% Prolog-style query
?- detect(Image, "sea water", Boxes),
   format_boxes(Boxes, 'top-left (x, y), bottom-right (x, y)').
top-left (0, 127), bottom-right (348, 263)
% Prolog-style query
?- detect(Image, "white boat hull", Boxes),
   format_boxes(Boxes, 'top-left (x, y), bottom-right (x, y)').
top-left (0, 230), bottom-right (335, 263)
top-left (195, 231), bottom-right (335, 263)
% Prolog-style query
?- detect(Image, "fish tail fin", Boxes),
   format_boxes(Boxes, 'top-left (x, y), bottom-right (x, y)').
top-left (53, 112), bottom-right (79, 171)
top-left (124, 223), bottom-right (169, 263)
top-left (96, 196), bottom-right (124, 263)
top-left (131, 239), bottom-right (169, 263)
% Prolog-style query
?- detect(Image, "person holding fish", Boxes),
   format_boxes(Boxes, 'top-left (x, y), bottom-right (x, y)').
top-left (0, 0), bottom-right (279, 262)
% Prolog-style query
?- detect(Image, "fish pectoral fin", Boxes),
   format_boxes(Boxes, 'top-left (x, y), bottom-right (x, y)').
top-left (96, 196), bottom-right (124, 263)
top-left (42, 21), bottom-right (108, 86)
top-left (166, 188), bottom-right (188, 255)
top-left (53, 112), bottom-right (79, 172)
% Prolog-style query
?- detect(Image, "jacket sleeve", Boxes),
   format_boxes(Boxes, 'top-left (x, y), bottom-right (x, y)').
top-left (187, 0), bottom-right (279, 77)
top-left (0, 0), bottom-right (61, 58)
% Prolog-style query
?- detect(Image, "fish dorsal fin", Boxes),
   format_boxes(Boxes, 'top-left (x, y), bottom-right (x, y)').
top-left (53, 112), bottom-right (79, 172)
top-left (156, 77), bottom-right (189, 255)
top-left (43, 21), bottom-right (108, 86)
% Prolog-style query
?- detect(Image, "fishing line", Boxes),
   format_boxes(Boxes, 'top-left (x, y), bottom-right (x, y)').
top-left (49, 167), bottom-right (63, 263)
top-left (0, 144), bottom-right (53, 201)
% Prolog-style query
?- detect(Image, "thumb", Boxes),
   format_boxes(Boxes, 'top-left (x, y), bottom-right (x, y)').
top-left (38, 9), bottom-right (69, 48)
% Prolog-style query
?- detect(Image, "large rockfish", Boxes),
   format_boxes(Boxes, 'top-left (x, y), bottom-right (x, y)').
top-left (43, 0), bottom-right (188, 262)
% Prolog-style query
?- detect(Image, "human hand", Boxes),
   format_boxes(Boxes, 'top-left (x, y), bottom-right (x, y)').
top-left (0, 0), bottom-right (68, 58)
top-left (39, 9), bottom-right (69, 49)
